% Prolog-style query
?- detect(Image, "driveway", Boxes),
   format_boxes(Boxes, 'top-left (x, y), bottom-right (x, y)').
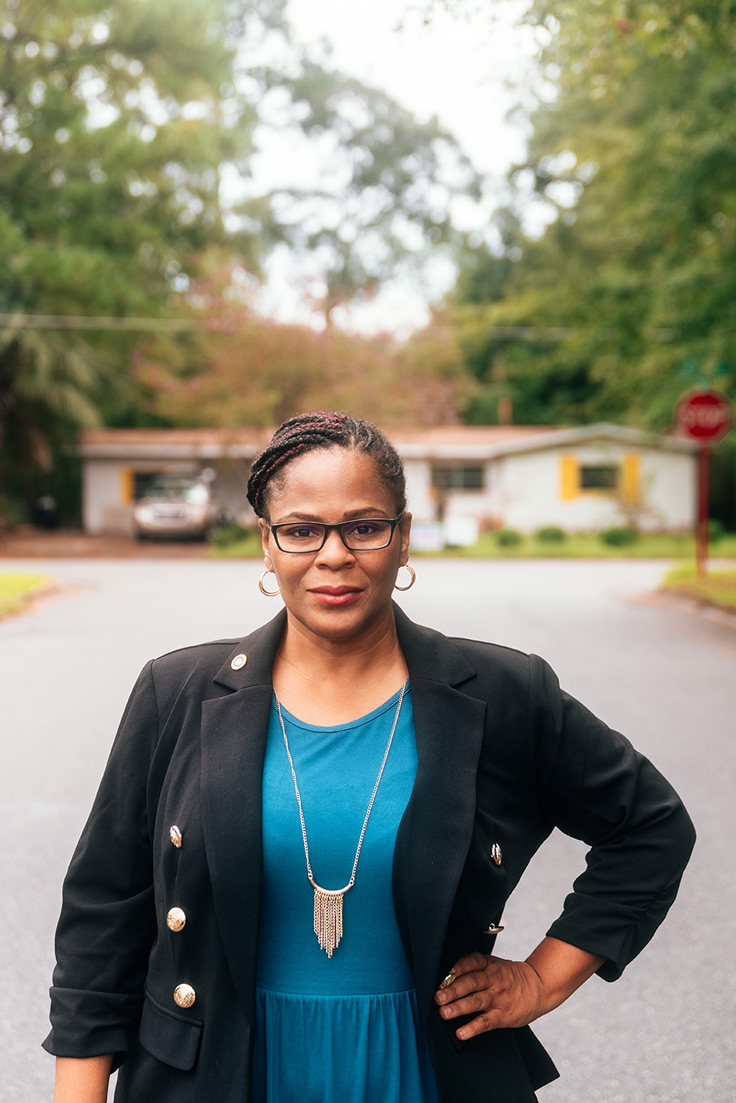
top-left (2, 558), bottom-right (733, 1102)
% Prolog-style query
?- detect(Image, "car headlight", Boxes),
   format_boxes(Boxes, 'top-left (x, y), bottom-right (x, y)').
top-left (186, 505), bottom-right (208, 523)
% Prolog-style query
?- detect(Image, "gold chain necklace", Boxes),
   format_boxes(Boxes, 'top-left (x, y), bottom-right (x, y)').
top-left (275, 681), bottom-right (407, 958)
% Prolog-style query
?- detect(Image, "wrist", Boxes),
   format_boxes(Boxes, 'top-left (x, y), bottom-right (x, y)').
top-left (525, 936), bottom-right (606, 1015)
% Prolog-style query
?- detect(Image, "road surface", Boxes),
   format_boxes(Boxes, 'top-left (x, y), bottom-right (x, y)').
top-left (1, 558), bottom-right (733, 1102)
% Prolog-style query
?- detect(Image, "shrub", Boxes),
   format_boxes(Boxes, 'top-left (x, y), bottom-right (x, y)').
top-left (709, 519), bottom-right (726, 543)
top-left (209, 522), bottom-right (254, 549)
top-left (496, 528), bottom-right (523, 547)
top-left (600, 526), bottom-right (638, 547)
top-left (0, 495), bottom-right (24, 530)
top-left (535, 525), bottom-right (566, 544)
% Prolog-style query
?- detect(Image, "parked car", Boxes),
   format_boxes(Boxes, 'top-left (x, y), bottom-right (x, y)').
top-left (133, 477), bottom-right (220, 540)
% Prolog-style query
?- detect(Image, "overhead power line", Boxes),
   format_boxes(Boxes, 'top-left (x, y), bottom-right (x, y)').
top-left (0, 313), bottom-right (678, 340)
top-left (0, 313), bottom-right (201, 332)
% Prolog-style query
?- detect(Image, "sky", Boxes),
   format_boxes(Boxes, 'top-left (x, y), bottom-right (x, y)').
top-left (248, 0), bottom-right (541, 335)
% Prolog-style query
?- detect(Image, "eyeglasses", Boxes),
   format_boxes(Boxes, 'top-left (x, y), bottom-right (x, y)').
top-left (268, 513), bottom-right (405, 553)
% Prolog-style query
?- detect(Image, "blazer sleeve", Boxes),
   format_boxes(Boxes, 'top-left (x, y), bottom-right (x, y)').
top-left (527, 655), bottom-right (696, 982)
top-left (43, 661), bottom-right (160, 1063)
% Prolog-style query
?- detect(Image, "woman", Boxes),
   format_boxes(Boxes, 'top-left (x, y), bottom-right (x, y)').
top-left (45, 412), bottom-right (695, 1103)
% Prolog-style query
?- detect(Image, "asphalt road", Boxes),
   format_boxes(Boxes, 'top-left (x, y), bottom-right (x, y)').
top-left (1, 558), bottom-right (734, 1102)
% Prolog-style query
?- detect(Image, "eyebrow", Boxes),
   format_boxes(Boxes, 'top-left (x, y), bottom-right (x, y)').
top-left (272, 508), bottom-right (391, 524)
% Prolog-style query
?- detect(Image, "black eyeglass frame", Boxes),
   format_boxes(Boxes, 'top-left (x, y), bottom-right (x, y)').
top-left (267, 512), bottom-right (406, 553)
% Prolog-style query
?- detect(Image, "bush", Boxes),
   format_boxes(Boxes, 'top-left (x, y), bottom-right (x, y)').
top-left (600, 526), bottom-right (638, 547)
top-left (709, 519), bottom-right (726, 543)
top-left (209, 522), bottom-right (255, 549)
top-left (496, 528), bottom-right (523, 547)
top-left (0, 495), bottom-right (24, 530)
top-left (535, 525), bottom-right (566, 544)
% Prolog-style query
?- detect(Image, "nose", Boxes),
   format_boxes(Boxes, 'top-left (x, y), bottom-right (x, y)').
top-left (314, 526), bottom-right (355, 567)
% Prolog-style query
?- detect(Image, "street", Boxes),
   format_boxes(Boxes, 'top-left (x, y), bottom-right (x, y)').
top-left (1, 558), bottom-right (734, 1102)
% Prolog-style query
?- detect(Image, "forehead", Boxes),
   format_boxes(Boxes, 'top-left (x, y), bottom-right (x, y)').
top-left (267, 446), bottom-right (394, 517)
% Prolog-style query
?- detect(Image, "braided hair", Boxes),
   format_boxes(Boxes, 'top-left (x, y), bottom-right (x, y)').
top-left (246, 412), bottom-right (406, 519)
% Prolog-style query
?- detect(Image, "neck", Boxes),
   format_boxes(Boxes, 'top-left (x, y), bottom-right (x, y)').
top-left (273, 606), bottom-right (408, 724)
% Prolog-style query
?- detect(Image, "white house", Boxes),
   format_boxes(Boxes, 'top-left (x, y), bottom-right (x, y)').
top-left (77, 423), bottom-right (697, 536)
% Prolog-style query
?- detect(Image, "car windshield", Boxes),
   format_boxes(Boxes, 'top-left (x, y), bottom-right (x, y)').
top-left (143, 480), bottom-right (208, 504)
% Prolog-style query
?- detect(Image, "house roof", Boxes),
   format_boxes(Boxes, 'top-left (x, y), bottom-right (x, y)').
top-left (78, 423), bottom-right (695, 461)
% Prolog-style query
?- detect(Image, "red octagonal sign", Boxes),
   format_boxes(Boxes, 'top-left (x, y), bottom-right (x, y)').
top-left (676, 388), bottom-right (733, 444)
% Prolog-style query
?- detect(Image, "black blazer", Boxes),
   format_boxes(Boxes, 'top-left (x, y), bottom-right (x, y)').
top-left (44, 606), bottom-right (695, 1102)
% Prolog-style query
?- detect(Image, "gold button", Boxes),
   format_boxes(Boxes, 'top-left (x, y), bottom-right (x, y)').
top-left (167, 907), bottom-right (186, 932)
top-left (482, 923), bottom-right (505, 935)
top-left (490, 842), bottom-right (502, 866)
top-left (170, 825), bottom-right (182, 848)
top-left (173, 983), bottom-right (196, 1008)
top-left (230, 653), bottom-right (247, 671)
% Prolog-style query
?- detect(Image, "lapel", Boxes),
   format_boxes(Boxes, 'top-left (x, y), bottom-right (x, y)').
top-left (199, 609), bottom-right (287, 1015)
top-left (198, 604), bottom-right (486, 1021)
top-left (392, 604), bottom-right (486, 1014)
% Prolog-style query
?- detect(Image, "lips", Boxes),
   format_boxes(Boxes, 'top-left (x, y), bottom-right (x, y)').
top-left (310, 586), bottom-right (361, 595)
top-left (309, 585), bottom-right (362, 606)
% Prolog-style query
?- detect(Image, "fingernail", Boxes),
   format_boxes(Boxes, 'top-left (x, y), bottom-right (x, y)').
top-left (438, 972), bottom-right (456, 990)
top-left (457, 1028), bottom-right (467, 1040)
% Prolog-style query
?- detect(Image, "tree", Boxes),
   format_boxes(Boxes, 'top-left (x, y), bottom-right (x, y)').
top-left (0, 0), bottom-right (266, 512)
top-left (134, 269), bottom-right (473, 429)
top-left (256, 58), bottom-right (482, 325)
top-left (449, 1), bottom-right (736, 445)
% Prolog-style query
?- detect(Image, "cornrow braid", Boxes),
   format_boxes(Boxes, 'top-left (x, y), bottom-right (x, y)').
top-left (246, 411), bottom-right (407, 519)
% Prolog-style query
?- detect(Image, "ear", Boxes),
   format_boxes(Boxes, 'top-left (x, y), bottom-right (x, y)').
top-left (258, 518), bottom-right (273, 569)
top-left (399, 511), bottom-right (412, 564)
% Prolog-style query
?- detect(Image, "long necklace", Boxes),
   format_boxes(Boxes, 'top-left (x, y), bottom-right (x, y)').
top-left (275, 681), bottom-right (407, 958)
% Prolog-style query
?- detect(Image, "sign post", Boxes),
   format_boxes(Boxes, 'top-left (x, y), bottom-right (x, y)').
top-left (674, 389), bottom-right (733, 575)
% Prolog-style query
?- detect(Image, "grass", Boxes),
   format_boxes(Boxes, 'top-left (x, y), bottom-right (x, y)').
top-left (0, 572), bottom-right (49, 617)
top-left (414, 531), bottom-right (736, 559)
top-left (207, 529), bottom-right (264, 558)
top-left (661, 565), bottom-right (736, 611)
top-left (207, 528), bottom-right (736, 560)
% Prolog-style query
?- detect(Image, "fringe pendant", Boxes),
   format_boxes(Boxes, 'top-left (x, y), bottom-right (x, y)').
top-left (276, 683), bottom-right (407, 960)
top-left (313, 885), bottom-right (347, 957)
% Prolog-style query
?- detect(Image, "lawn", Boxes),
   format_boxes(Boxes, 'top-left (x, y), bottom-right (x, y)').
top-left (208, 528), bottom-right (736, 561)
top-left (0, 572), bottom-right (49, 617)
top-left (661, 565), bottom-right (736, 611)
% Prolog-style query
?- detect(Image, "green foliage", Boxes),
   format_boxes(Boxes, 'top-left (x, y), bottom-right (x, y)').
top-left (1, 0), bottom-right (484, 522)
top-left (0, 0), bottom-right (264, 504)
top-left (450, 0), bottom-right (736, 445)
top-left (600, 526), bottom-right (638, 547)
top-left (262, 63), bottom-right (482, 321)
top-left (207, 527), bottom-right (265, 558)
top-left (208, 522), bottom-right (256, 549)
top-left (535, 525), bottom-right (566, 543)
top-left (0, 0), bottom-right (260, 319)
top-left (0, 493), bottom-right (24, 528)
top-left (0, 573), bottom-right (48, 617)
top-left (708, 519), bottom-right (726, 542)
top-left (496, 527), bottom-right (523, 547)
top-left (662, 564), bottom-right (736, 611)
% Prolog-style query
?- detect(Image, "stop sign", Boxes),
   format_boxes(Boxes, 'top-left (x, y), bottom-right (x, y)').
top-left (675, 388), bottom-right (732, 444)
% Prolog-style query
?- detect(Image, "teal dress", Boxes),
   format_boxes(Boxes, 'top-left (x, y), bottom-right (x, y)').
top-left (252, 687), bottom-right (438, 1103)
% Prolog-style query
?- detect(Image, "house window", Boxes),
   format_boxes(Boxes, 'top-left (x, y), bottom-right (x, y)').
top-left (431, 463), bottom-right (485, 492)
top-left (579, 464), bottom-right (620, 491)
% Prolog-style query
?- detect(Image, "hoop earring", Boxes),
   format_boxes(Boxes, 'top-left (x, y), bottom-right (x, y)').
top-left (259, 569), bottom-right (280, 597)
top-left (394, 564), bottom-right (416, 591)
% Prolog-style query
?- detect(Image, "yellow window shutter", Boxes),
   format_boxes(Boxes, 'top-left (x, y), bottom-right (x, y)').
top-left (560, 455), bottom-right (578, 500)
top-left (120, 468), bottom-right (134, 504)
top-left (622, 454), bottom-right (640, 502)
